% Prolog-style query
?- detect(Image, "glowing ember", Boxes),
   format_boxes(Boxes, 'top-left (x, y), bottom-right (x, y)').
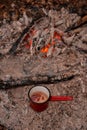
top-left (23, 34), bottom-right (30, 41)
top-left (24, 27), bottom-right (62, 56)
top-left (25, 29), bottom-right (37, 49)
top-left (40, 31), bottom-right (62, 53)
top-left (54, 32), bottom-right (61, 40)
top-left (51, 41), bottom-right (56, 45)
top-left (40, 43), bottom-right (51, 53)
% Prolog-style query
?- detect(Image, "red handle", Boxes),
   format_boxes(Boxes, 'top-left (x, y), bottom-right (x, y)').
top-left (50, 96), bottom-right (73, 101)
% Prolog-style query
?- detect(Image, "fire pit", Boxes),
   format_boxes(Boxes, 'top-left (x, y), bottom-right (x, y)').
top-left (0, 0), bottom-right (87, 129)
top-left (0, 7), bottom-right (87, 88)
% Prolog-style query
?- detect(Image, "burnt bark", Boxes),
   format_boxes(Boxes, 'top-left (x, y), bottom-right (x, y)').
top-left (65, 15), bottom-right (87, 32)
top-left (76, 46), bottom-right (87, 54)
top-left (0, 124), bottom-right (7, 130)
top-left (0, 74), bottom-right (76, 89)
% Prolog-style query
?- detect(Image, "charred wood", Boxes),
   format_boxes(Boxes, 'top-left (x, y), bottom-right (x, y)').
top-left (0, 74), bottom-right (76, 89)
top-left (0, 124), bottom-right (7, 130)
top-left (76, 46), bottom-right (87, 54)
top-left (8, 25), bottom-right (32, 55)
top-left (65, 15), bottom-right (87, 32)
top-left (8, 16), bottom-right (43, 55)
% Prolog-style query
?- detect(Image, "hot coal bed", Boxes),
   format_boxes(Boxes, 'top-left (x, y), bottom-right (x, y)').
top-left (0, 0), bottom-right (87, 130)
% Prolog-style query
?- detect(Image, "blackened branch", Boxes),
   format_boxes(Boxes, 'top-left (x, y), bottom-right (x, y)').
top-left (0, 74), bottom-right (76, 89)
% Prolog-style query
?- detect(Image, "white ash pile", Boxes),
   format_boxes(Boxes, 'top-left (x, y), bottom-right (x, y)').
top-left (0, 8), bottom-right (81, 57)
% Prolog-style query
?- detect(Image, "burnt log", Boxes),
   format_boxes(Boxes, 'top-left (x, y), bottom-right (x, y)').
top-left (0, 64), bottom-right (80, 89)
top-left (0, 74), bottom-right (76, 89)
top-left (0, 63), bottom-right (80, 89)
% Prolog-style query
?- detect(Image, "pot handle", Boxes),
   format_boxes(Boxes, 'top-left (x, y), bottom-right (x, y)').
top-left (50, 96), bottom-right (73, 101)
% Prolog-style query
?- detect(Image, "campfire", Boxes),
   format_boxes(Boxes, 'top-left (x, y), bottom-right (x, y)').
top-left (23, 27), bottom-right (62, 57)
top-left (0, 7), bottom-right (87, 88)
top-left (17, 10), bottom-right (64, 58)
top-left (0, 0), bottom-right (87, 129)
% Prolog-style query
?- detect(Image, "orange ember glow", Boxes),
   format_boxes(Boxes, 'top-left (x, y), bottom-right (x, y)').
top-left (54, 32), bottom-right (61, 40)
top-left (41, 43), bottom-right (51, 53)
top-left (24, 34), bottom-right (30, 41)
top-left (24, 29), bottom-right (62, 55)
top-left (52, 41), bottom-right (56, 45)
top-left (40, 32), bottom-right (61, 53)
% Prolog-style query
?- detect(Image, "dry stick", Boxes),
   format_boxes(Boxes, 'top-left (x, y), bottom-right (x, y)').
top-left (0, 74), bottom-right (76, 89)
top-left (0, 62), bottom-right (80, 89)
top-left (75, 46), bottom-right (87, 54)
top-left (65, 15), bottom-right (87, 32)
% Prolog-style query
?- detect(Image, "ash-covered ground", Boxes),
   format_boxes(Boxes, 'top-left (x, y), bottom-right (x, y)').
top-left (0, 2), bottom-right (87, 130)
